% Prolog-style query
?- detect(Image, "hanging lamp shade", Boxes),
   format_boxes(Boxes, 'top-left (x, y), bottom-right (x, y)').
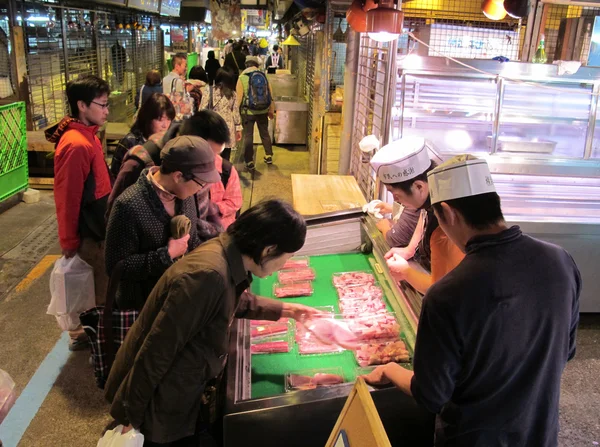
top-left (282, 34), bottom-right (301, 46)
top-left (346, 0), bottom-right (367, 33)
top-left (504, 0), bottom-right (529, 18)
top-left (482, 0), bottom-right (507, 20)
top-left (333, 21), bottom-right (345, 42)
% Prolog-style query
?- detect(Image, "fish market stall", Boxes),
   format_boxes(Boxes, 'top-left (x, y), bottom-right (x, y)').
top-left (223, 210), bottom-right (433, 447)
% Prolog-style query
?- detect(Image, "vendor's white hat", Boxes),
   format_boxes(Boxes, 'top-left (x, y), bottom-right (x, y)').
top-left (427, 155), bottom-right (496, 205)
top-left (370, 136), bottom-right (431, 183)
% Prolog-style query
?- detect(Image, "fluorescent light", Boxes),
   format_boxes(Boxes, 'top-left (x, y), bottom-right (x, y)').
top-left (368, 31), bottom-right (400, 43)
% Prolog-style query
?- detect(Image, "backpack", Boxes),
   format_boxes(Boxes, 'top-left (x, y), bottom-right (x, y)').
top-left (245, 71), bottom-right (272, 111)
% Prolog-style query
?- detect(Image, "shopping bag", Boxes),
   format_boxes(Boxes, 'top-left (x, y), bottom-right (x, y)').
top-left (97, 425), bottom-right (144, 447)
top-left (0, 369), bottom-right (17, 425)
top-left (48, 255), bottom-right (95, 317)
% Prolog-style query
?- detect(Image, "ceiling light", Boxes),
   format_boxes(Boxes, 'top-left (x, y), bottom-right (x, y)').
top-left (481, 0), bottom-right (507, 20)
top-left (367, 0), bottom-right (403, 43)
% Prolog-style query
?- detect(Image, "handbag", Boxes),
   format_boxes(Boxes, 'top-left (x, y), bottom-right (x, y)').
top-left (80, 261), bottom-right (139, 389)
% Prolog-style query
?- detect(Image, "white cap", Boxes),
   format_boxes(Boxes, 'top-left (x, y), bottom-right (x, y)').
top-left (370, 137), bottom-right (431, 184)
top-left (428, 155), bottom-right (496, 205)
top-left (359, 135), bottom-right (380, 153)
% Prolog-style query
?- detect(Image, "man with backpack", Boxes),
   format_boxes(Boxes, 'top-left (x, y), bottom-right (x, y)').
top-left (236, 56), bottom-right (275, 171)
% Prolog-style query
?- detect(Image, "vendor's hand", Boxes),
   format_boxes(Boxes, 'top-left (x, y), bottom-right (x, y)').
top-left (236, 130), bottom-right (242, 142)
top-left (167, 234), bottom-right (190, 260)
top-left (387, 254), bottom-right (410, 279)
top-left (362, 365), bottom-right (390, 386)
top-left (62, 248), bottom-right (77, 259)
top-left (385, 246), bottom-right (415, 261)
top-left (375, 202), bottom-right (393, 215)
top-left (281, 303), bottom-right (322, 322)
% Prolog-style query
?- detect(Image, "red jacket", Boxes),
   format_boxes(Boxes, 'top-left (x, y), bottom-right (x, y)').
top-left (46, 117), bottom-right (112, 251)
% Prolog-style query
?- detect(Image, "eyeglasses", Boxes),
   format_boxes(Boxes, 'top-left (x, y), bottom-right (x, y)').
top-left (192, 178), bottom-right (207, 188)
top-left (91, 101), bottom-right (110, 109)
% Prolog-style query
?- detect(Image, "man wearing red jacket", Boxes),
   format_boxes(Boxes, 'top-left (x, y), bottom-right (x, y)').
top-left (45, 75), bottom-right (112, 350)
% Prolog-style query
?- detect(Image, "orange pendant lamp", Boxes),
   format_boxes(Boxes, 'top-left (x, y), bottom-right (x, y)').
top-left (482, 0), bottom-right (507, 20)
top-left (346, 0), bottom-right (368, 33)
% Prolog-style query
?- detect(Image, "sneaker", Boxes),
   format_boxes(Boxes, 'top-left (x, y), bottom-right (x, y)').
top-left (245, 161), bottom-right (255, 171)
top-left (264, 156), bottom-right (273, 165)
top-left (68, 336), bottom-right (89, 352)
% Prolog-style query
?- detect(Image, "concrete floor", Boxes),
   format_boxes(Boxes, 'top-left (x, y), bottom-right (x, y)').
top-left (0, 144), bottom-right (599, 446)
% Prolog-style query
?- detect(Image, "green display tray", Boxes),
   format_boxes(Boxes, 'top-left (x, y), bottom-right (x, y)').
top-left (250, 252), bottom-right (411, 400)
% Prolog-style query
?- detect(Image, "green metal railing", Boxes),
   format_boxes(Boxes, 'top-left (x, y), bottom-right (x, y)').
top-left (0, 102), bottom-right (28, 202)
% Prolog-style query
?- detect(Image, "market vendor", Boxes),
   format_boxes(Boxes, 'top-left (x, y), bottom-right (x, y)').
top-left (363, 155), bottom-right (581, 446)
top-left (370, 137), bottom-right (464, 293)
top-left (104, 199), bottom-right (320, 446)
top-left (363, 199), bottom-right (421, 255)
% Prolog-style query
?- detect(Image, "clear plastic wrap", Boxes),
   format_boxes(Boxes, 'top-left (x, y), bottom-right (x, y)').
top-left (296, 307), bottom-right (345, 355)
top-left (338, 296), bottom-right (388, 317)
top-left (346, 312), bottom-right (401, 341)
top-left (337, 284), bottom-right (383, 301)
top-left (282, 256), bottom-right (310, 270)
top-left (277, 268), bottom-right (316, 284)
top-left (251, 334), bottom-right (292, 354)
top-left (250, 320), bottom-right (291, 339)
top-left (285, 367), bottom-right (345, 392)
top-left (354, 340), bottom-right (410, 367)
top-left (273, 281), bottom-right (313, 298)
top-left (332, 271), bottom-right (375, 288)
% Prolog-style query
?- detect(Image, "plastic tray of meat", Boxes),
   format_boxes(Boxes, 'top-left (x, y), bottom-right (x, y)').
top-left (251, 334), bottom-right (291, 354)
top-left (332, 272), bottom-right (376, 288)
top-left (251, 320), bottom-right (291, 340)
top-left (337, 284), bottom-right (383, 301)
top-left (278, 268), bottom-right (316, 284)
top-left (298, 315), bottom-right (361, 350)
top-left (282, 256), bottom-right (310, 270)
top-left (273, 281), bottom-right (313, 298)
top-left (338, 296), bottom-right (388, 317)
top-left (346, 313), bottom-right (401, 341)
top-left (285, 367), bottom-right (345, 392)
top-left (354, 340), bottom-right (410, 367)
top-left (296, 307), bottom-right (345, 355)
top-left (250, 318), bottom-right (289, 327)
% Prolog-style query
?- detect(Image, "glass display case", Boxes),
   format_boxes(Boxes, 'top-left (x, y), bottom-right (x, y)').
top-left (395, 57), bottom-right (600, 174)
top-left (393, 56), bottom-right (600, 312)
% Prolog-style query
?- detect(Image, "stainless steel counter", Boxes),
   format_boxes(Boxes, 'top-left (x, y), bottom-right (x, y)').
top-left (274, 96), bottom-right (308, 145)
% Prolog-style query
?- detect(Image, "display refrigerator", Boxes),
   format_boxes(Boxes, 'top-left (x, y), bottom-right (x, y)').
top-left (223, 210), bottom-right (434, 447)
top-left (393, 56), bottom-right (600, 312)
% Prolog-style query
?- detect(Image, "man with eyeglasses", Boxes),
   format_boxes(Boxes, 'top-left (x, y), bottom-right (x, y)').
top-left (45, 75), bottom-right (112, 351)
top-left (105, 135), bottom-right (220, 311)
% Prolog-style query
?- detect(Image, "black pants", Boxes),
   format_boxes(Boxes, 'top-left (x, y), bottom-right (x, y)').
top-left (143, 426), bottom-right (217, 447)
top-left (242, 113), bottom-right (273, 163)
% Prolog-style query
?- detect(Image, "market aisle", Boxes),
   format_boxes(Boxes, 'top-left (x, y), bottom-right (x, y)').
top-left (232, 144), bottom-right (310, 210)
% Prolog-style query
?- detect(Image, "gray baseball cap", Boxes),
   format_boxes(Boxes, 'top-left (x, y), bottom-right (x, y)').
top-left (160, 136), bottom-right (220, 184)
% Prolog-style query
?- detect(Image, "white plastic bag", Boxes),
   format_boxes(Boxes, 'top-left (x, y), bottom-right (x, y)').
top-left (47, 255), bottom-right (95, 330)
top-left (0, 369), bottom-right (17, 425)
top-left (97, 425), bottom-right (145, 447)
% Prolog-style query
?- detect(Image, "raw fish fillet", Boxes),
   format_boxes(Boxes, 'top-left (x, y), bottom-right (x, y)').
top-left (283, 258), bottom-right (310, 269)
top-left (355, 340), bottom-right (410, 367)
top-left (337, 285), bottom-right (383, 301)
top-left (251, 341), bottom-right (290, 354)
top-left (303, 317), bottom-right (360, 350)
top-left (346, 313), bottom-right (401, 341)
top-left (278, 268), bottom-right (316, 284)
top-left (338, 296), bottom-right (387, 316)
top-left (333, 272), bottom-right (375, 288)
top-left (251, 322), bottom-right (288, 338)
top-left (274, 282), bottom-right (313, 298)
top-left (251, 318), bottom-right (289, 327)
top-left (288, 373), bottom-right (344, 390)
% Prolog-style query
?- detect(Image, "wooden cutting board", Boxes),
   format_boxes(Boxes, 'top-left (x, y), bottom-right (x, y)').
top-left (292, 174), bottom-right (367, 217)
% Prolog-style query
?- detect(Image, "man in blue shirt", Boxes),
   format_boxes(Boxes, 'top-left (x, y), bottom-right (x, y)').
top-left (364, 155), bottom-right (581, 446)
